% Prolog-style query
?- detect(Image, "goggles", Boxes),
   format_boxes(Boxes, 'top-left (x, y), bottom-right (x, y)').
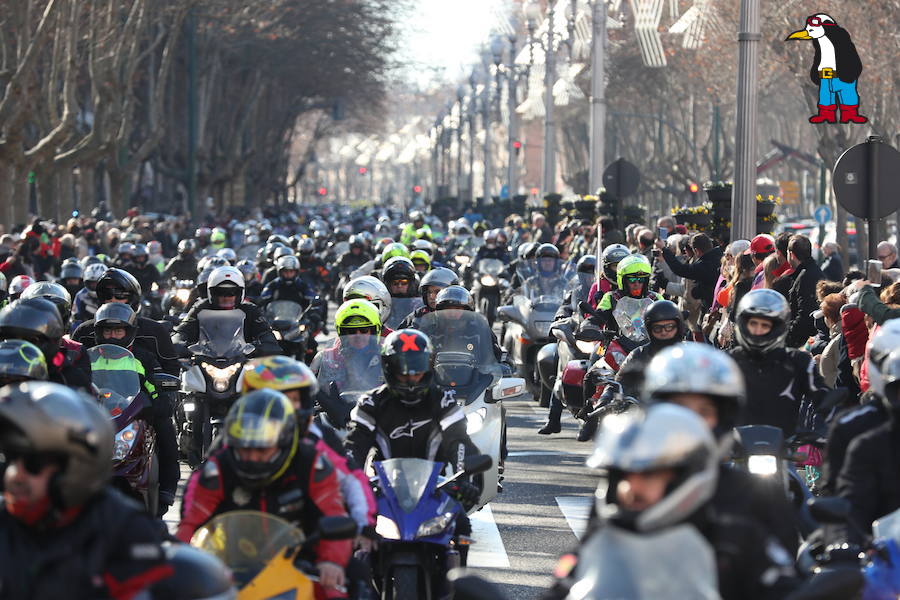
top-left (342, 326), bottom-right (378, 336)
top-left (650, 323), bottom-right (678, 334)
top-left (806, 16), bottom-right (833, 27)
top-left (4, 449), bottom-right (63, 475)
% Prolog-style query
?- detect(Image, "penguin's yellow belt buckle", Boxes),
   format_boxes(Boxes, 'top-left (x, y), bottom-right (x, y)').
top-left (819, 68), bottom-right (835, 79)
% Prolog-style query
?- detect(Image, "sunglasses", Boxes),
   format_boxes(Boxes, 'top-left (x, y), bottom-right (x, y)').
top-left (806, 16), bottom-right (833, 27)
top-left (650, 323), bottom-right (678, 334)
top-left (4, 450), bottom-right (62, 475)
top-left (625, 276), bottom-right (646, 284)
top-left (878, 255), bottom-right (893, 260)
top-left (108, 290), bottom-right (131, 300)
top-left (344, 326), bottom-right (378, 336)
top-left (390, 279), bottom-right (410, 286)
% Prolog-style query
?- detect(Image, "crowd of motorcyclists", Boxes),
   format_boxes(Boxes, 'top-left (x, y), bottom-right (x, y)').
top-left (0, 202), bottom-right (894, 598)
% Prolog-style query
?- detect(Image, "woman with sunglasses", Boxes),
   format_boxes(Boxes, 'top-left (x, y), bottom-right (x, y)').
top-left (576, 300), bottom-right (686, 442)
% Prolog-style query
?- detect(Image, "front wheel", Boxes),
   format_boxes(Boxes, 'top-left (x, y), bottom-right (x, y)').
top-left (389, 566), bottom-right (422, 600)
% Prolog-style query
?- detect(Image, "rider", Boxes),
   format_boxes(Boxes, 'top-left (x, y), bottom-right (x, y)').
top-left (174, 266), bottom-right (281, 357)
top-left (522, 244), bottom-right (567, 297)
top-left (93, 302), bottom-right (180, 517)
top-left (381, 256), bottom-right (419, 299)
top-left (0, 339), bottom-right (47, 387)
top-left (400, 210), bottom-right (429, 246)
top-left (554, 254), bottom-right (597, 322)
top-left (343, 276), bottom-right (393, 336)
top-left (586, 244), bottom-right (628, 310)
top-left (0, 382), bottom-right (172, 599)
top-left (260, 254), bottom-right (314, 309)
top-left (163, 239), bottom-right (199, 282)
top-left (176, 389), bottom-right (352, 599)
top-left (576, 300), bottom-right (686, 442)
top-left (589, 254), bottom-right (663, 334)
top-left (544, 403), bottom-right (798, 600)
top-left (72, 268), bottom-right (181, 376)
top-left (8, 275), bottom-right (32, 302)
top-left (727, 289), bottom-right (827, 437)
top-left (73, 262), bottom-right (109, 325)
top-left (474, 229), bottom-right (511, 263)
top-left (431, 285), bottom-right (504, 362)
top-left (236, 259), bottom-right (263, 302)
top-left (343, 329), bottom-right (482, 563)
top-left (311, 299), bottom-right (383, 394)
top-left (0, 298), bottom-right (91, 392)
top-left (334, 235), bottom-right (372, 276)
top-left (409, 249), bottom-right (431, 274)
top-left (59, 261), bottom-right (84, 300)
top-left (127, 244), bottom-right (159, 294)
top-left (297, 237), bottom-right (329, 294)
top-left (397, 267), bottom-right (459, 329)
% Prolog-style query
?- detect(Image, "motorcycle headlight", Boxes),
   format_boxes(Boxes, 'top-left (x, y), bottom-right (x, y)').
top-left (748, 455), bottom-right (778, 476)
top-left (182, 401), bottom-right (196, 413)
top-left (299, 323), bottom-right (307, 332)
top-left (416, 512), bottom-right (455, 538)
top-left (575, 340), bottom-right (595, 354)
top-left (480, 274), bottom-right (497, 286)
top-left (273, 330), bottom-right (283, 340)
top-left (203, 363), bottom-right (242, 393)
top-left (113, 423), bottom-right (138, 461)
top-left (466, 407), bottom-right (487, 434)
top-left (175, 289), bottom-right (191, 304)
top-left (376, 515), bottom-right (401, 540)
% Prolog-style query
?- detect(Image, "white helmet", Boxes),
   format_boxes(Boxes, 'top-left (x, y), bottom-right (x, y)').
top-left (207, 266), bottom-right (245, 305)
top-left (867, 319), bottom-right (900, 396)
top-left (216, 247), bottom-right (237, 264)
top-left (588, 403), bottom-right (718, 532)
top-left (343, 275), bottom-right (392, 323)
top-left (83, 263), bottom-right (109, 283)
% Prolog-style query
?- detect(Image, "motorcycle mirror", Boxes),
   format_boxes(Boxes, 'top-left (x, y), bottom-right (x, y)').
top-left (318, 516), bottom-right (358, 541)
top-left (448, 571), bottom-right (508, 600)
top-left (152, 373), bottom-right (180, 391)
top-left (785, 567), bottom-right (863, 600)
top-left (578, 300), bottom-right (593, 314)
top-left (496, 306), bottom-right (514, 323)
top-left (806, 497), bottom-right (851, 524)
top-left (463, 454), bottom-right (492, 476)
top-left (242, 344), bottom-right (255, 356)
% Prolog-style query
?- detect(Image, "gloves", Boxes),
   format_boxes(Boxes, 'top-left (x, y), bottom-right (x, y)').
top-left (446, 480), bottom-right (481, 510)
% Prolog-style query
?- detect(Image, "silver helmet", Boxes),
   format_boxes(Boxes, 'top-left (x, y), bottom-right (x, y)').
top-left (0, 382), bottom-right (114, 508)
top-left (344, 275), bottom-right (392, 323)
top-left (867, 319), bottom-right (900, 397)
top-left (734, 289), bottom-right (790, 354)
top-left (588, 403), bottom-right (718, 532)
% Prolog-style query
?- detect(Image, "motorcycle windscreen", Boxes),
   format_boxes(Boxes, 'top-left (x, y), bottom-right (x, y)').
top-left (264, 300), bottom-right (305, 330)
top-left (384, 297), bottom-right (424, 330)
top-left (568, 272), bottom-right (595, 304)
top-left (573, 524), bottom-right (719, 599)
top-left (236, 244), bottom-right (259, 261)
top-left (191, 510), bottom-right (305, 587)
top-left (520, 258), bottom-right (576, 304)
top-left (88, 345), bottom-right (141, 415)
top-left (613, 297), bottom-right (655, 344)
top-left (194, 309), bottom-right (248, 358)
top-left (318, 335), bottom-right (384, 394)
top-left (476, 258), bottom-right (505, 286)
top-left (378, 458), bottom-right (440, 513)
top-left (417, 310), bottom-right (504, 399)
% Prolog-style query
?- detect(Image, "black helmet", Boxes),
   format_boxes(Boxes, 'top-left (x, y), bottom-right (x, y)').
top-left (535, 243), bottom-right (560, 259)
top-left (349, 235), bottom-right (364, 250)
top-left (0, 382), bottom-right (114, 511)
top-left (0, 340), bottom-right (48, 386)
top-left (96, 268), bottom-right (142, 310)
top-left (734, 289), bottom-right (790, 355)
top-left (644, 300), bottom-right (685, 349)
top-left (59, 262), bottom-right (84, 297)
top-left (576, 255), bottom-right (597, 274)
top-left (382, 257), bottom-right (418, 297)
top-left (94, 302), bottom-right (138, 348)
top-left (131, 244), bottom-right (148, 263)
top-left (224, 389), bottom-right (298, 488)
top-left (601, 244), bottom-right (630, 282)
top-left (435, 285), bottom-right (475, 311)
top-left (178, 239), bottom-right (197, 256)
top-left (381, 329), bottom-right (433, 406)
top-left (21, 282), bottom-right (73, 325)
top-left (0, 298), bottom-right (65, 361)
top-left (419, 267), bottom-right (460, 305)
top-left (297, 238), bottom-right (316, 256)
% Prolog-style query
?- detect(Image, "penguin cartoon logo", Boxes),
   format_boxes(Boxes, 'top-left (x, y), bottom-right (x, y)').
top-left (786, 14), bottom-right (867, 125)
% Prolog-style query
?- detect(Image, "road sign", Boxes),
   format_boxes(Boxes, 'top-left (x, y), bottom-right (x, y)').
top-left (813, 204), bottom-right (832, 225)
top-left (833, 136), bottom-right (900, 261)
top-left (602, 158), bottom-right (640, 198)
top-left (780, 180), bottom-right (799, 205)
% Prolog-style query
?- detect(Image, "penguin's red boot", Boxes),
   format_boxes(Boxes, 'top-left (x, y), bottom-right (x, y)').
top-left (809, 104), bottom-right (837, 124)
top-left (839, 105), bottom-right (868, 124)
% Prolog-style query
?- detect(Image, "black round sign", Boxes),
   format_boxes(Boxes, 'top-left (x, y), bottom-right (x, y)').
top-left (832, 139), bottom-right (900, 219)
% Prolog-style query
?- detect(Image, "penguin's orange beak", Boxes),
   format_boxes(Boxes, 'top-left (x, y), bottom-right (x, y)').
top-left (786, 29), bottom-right (812, 40)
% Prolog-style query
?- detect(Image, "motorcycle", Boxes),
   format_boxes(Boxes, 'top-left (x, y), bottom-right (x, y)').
top-left (470, 258), bottom-right (507, 326)
top-left (384, 297), bottom-right (424, 330)
top-left (264, 299), bottom-right (316, 362)
top-left (373, 454), bottom-right (492, 600)
top-left (498, 258), bottom-right (575, 405)
top-left (90, 344), bottom-right (159, 515)
top-left (418, 310), bottom-right (525, 507)
top-left (161, 279), bottom-right (194, 325)
top-left (313, 333), bottom-right (385, 437)
top-left (191, 510), bottom-right (357, 600)
top-left (179, 309), bottom-right (254, 466)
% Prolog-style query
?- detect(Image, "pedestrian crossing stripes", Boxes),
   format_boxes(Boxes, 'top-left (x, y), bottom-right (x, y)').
top-left (554, 495), bottom-right (592, 540)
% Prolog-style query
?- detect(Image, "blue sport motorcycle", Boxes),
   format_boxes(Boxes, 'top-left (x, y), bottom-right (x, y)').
top-left (372, 454), bottom-right (491, 600)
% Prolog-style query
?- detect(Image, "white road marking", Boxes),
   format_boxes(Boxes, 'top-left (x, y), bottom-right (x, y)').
top-left (468, 504), bottom-right (511, 568)
top-left (555, 496), bottom-right (592, 540)
top-left (508, 450), bottom-right (571, 457)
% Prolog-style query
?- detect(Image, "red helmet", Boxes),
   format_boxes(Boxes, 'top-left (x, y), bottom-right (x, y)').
top-left (749, 234), bottom-right (775, 255)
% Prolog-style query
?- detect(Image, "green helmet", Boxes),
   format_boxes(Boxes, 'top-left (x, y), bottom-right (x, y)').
top-left (410, 250), bottom-right (431, 271)
top-left (334, 298), bottom-right (382, 336)
top-left (381, 242), bottom-right (410, 265)
top-left (616, 254), bottom-right (652, 291)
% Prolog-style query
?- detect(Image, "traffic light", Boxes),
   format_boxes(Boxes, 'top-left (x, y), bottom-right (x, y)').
top-left (512, 140), bottom-right (522, 155)
top-left (317, 187), bottom-right (327, 197)
top-left (358, 167), bottom-right (368, 175)
top-left (688, 182), bottom-right (700, 194)
top-left (413, 185), bottom-right (422, 194)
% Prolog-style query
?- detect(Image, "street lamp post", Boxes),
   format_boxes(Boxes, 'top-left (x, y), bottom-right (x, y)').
top-left (526, 0), bottom-right (558, 196)
top-left (731, 0), bottom-right (761, 242)
top-left (455, 86), bottom-right (465, 204)
top-left (588, 0), bottom-right (607, 195)
top-left (505, 28), bottom-right (521, 201)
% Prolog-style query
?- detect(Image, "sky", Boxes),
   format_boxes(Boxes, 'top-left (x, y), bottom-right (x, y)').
top-left (397, 0), bottom-right (507, 89)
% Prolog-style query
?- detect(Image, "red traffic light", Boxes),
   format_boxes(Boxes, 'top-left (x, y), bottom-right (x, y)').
top-left (317, 187), bottom-right (327, 196)
top-left (688, 182), bottom-right (700, 193)
top-left (358, 167), bottom-right (368, 175)
top-left (413, 185), bottom-right (422, 194)
top-left (512, 141), bottom-right (522, 149)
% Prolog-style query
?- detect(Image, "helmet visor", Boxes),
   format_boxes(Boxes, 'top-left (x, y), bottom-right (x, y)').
top-left (227, 413), bottom-right (287, 449)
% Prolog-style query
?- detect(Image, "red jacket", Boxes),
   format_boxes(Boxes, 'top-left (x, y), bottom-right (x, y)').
top-left (176, 439), bottom-right (352, 568)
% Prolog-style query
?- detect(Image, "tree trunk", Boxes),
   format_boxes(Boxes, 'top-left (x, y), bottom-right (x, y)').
top-left (37, 171), bottom-right (57, 222)
top-left (108, 169), bottom-right (128, 219)
top-left (58, 167), bottom-right (74, 222)
top-left (11, 164), bottom-right (28, 227)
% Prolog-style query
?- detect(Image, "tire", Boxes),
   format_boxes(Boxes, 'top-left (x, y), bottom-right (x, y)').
top-left (391, 566), bottom-right (422, 600)
top-left (146, 451), bottom-right (159, 516)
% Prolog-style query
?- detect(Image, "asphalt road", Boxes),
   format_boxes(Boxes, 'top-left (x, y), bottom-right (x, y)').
top-left (165, 393), bottom-right (597, 598)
